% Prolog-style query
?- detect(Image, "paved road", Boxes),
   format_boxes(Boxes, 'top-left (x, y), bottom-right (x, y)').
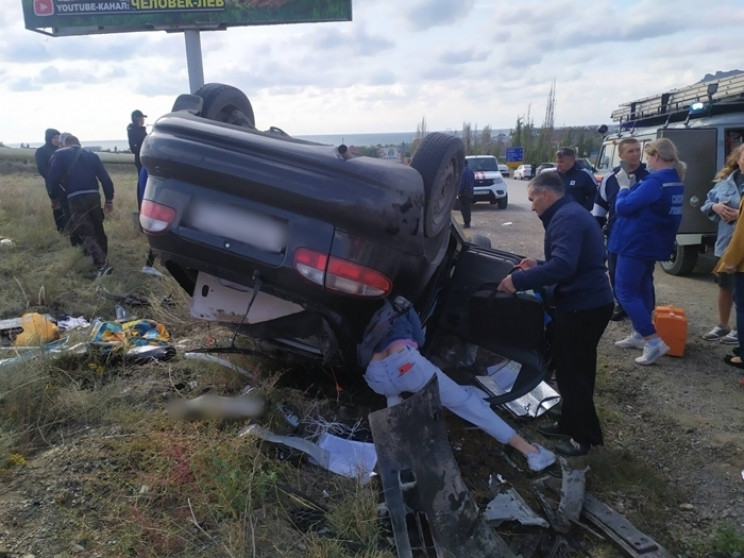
top-left (455, 177), bottom-right (717, 275)
top-left (455, 177), bottom-right (543, 258)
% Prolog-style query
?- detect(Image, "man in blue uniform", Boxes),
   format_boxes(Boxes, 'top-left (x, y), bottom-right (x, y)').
top-left (592, 138), bottom-right (649, 321)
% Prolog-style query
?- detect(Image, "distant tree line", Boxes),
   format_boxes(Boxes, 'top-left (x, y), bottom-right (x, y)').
top-left (354, 115), bottom-right (604, 165)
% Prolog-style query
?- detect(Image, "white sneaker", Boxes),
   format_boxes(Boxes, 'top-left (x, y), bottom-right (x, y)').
top-left (141, 266), bottom-right (164, 278)
top-left (527, 444), bottom-right (556, 472)
top-left (634, 340), bottom-right (670, 365)
top-left (615, 332), bottom-right (645, 350)
top-left (702, 325), bottom-right (730, 341)
top-left (720, 330), bottom-right (739, 345)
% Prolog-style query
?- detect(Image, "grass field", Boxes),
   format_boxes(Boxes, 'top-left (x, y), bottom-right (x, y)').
top-left (0, 157), bottom-right (389, 557)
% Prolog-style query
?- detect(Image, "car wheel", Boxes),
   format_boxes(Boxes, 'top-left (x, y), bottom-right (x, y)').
top-left (410, 133), bottom-right (465, 237)
top-left (497, 195), bottom-right (508, 210)
top-left (471, 234), bottom-right (491, 248)
top-left (194, 83), bottom-right (256, 128)
top-left (660, 242), bottom-right (698, 275)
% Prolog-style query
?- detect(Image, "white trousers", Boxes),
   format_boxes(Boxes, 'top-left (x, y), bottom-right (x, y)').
top-left (364, 346), bottom-right (515, 444)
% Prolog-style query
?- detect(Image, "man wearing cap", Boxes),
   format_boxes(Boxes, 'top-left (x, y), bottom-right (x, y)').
top-left (127, 110), bottom-right (147, 172)
top-left (34, 128), bottom-right (66, 231)
top-left (555, 147), bottom-right (597, 211)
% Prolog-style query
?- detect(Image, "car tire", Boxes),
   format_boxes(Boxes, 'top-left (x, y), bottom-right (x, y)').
top-left (497, 195), bottom-right (508, 210)
top-left (660, 242), bottom-right (698, 275)
top-left (194, 83), bottom-right (256, 128)
top-left (410, 133), bottom-right (465, 238)
top-left (471, 234), bottom-right (491, 248)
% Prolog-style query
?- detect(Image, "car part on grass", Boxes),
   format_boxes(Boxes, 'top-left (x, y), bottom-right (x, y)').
top-left (240, 423), bottom-right (330, 469)
top-left (485, 474), bottom-right (549, 528)
top-left (369, 375), bottom-right (515, 558)
top-left (581, 494), bottom-right (675, 558)
top-left (558, 460), bottom-right (589, 524)
top-left (183, 351), bottom-right (254, 380)
top-left (0, 336), bottom-right (69, 368)
top-left (475, 360), bottom-right (561, 418)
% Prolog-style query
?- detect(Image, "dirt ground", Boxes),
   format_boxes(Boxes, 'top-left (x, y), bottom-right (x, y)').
top-left (459, 198), bottom-right (744, 555)
top-left (0, 192), bottom-right (743, 557)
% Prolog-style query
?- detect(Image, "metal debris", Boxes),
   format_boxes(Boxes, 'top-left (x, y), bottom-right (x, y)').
top-left (369, 375), bottom-right (515, 558)
top-left (581, 494), bottom-right (675, 557)
top-left (485, 474), bottom-right (549, 528)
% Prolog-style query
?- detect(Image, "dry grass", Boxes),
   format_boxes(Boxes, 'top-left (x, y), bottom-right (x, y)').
top-left (0, 158), bottom-right (390, 557)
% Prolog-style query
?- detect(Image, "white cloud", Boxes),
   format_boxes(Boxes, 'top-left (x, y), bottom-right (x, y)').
top-left (2, 0), bottom-right (744, 144)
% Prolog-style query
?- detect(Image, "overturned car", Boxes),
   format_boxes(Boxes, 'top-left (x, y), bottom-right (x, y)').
top-left (140, 83), bottom-right (547, 403)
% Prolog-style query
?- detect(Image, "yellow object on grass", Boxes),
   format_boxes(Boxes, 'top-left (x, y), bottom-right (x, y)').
top-left (14, 313), bottom-right (60, 346)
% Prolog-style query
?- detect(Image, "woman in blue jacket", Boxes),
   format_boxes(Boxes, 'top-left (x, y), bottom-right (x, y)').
top-left (611, 138), bottom-right (686, 365)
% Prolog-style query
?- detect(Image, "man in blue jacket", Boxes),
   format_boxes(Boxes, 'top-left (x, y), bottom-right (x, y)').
top-left (34, 128), bottom-right (67, 232)
top-left (592, 138), bottom-right (649, 321)
top-left (47, 135), bottom-right (115, 278)
top-left (555, 147), bottom-right (597, 210)
top-left (459, 159), bottom-right (475, 228)
top-left (497, 171), bottom-right (613, 457)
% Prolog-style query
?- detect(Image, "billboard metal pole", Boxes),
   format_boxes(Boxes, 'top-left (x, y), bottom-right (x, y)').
top-left (184, 30), bottom-right (205, 94)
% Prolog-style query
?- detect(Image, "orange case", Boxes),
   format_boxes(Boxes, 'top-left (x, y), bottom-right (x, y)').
top-left (653, 306), bottom-right (687, 357)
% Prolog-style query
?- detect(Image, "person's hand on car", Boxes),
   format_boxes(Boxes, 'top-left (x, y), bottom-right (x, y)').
top-left (51, 200), bottom-right (61, 211)
top-left (497, 274), bottom-right (516, 294)
top-left (517, 257), bottom-right (537, 270)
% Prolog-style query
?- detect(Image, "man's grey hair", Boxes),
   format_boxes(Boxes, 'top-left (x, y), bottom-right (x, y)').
top-left (529, 169), bottom-right (565, 196)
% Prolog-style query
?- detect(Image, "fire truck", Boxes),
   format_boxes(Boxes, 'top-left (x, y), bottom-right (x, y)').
top-left (595, 73), bottom-right (744, 275)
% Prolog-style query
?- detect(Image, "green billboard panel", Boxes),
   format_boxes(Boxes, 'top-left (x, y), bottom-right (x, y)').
top-left (22, 0), bottom-right (352, 36)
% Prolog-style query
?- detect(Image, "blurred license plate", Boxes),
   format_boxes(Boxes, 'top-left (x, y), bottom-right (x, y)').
top-left (188, 201), bottom-right (288, 253)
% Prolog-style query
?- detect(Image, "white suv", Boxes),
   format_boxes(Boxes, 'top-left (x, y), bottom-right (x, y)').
top-left (465, 155), bottom-right (509, 209)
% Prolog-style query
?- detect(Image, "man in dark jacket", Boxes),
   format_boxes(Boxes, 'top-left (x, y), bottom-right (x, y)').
top-left (555, 147), bottom-right (597, 210)
top-left (47, 135), bottom-right (115, 278)
top-left (459, 159), bottom-right (475, 228)
top-left (34, 128), bottom-right (66, 232)
top-left (497, 171), bottom-right (613, 457)
top-left (127, 109), bottom-right (147, 172)
top-left (592, 138), bottom-right (649, 321)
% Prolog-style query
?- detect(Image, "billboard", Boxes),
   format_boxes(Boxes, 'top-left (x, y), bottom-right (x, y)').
top-left (22, 0), bottom-right (352, 36)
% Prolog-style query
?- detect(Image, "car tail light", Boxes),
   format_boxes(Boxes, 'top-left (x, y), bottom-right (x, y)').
top-left (140, 200), bottom-right (176, 234)
top-left (293, 248), bottom-right (392, 298)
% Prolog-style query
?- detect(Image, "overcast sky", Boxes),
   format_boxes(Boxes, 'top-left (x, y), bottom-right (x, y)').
top-left (3, 0), bottom-right (744, 144)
